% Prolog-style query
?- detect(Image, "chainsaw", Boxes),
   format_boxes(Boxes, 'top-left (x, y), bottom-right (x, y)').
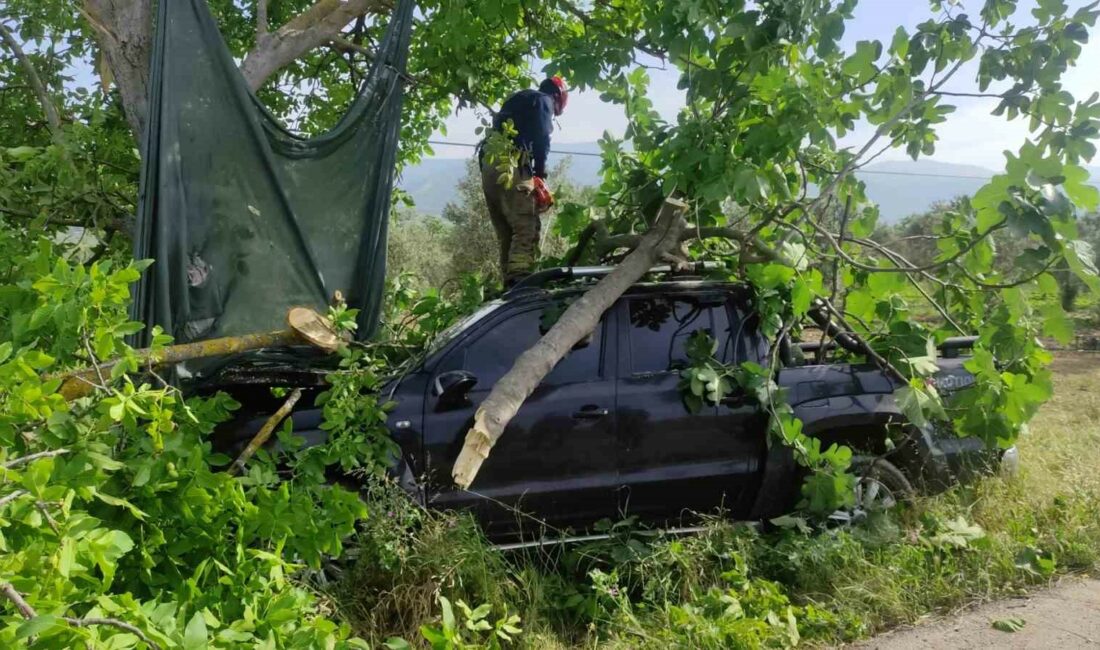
top-left (518, 176), bottom-right (555, 213)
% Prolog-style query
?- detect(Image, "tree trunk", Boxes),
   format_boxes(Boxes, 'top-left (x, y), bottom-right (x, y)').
top-left (83, 0), bottom-right (152, 139)
top-left (451, 198), bottom-right (689, 489)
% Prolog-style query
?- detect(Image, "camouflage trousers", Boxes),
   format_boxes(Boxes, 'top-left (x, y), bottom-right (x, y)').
top-left (480, 157), bottom-right (541, 285)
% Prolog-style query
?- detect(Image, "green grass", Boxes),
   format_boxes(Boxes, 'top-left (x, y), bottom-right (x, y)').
top-left (330, 353), bottom-right (1100, 649)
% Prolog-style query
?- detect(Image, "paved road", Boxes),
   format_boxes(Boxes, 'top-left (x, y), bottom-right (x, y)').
top-left (850, 578), bottom-right (1100, 649)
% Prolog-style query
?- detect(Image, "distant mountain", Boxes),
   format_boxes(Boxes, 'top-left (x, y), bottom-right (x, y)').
top-left (397, 145), bottom-right (1100, 222)
top-left (397, 142), bottom-right (603, 216)
top-left (858, 160), bottom-right (996, 221)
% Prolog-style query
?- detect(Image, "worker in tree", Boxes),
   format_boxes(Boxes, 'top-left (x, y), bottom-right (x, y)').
top-left (480, 76), bottom-right (568, 287)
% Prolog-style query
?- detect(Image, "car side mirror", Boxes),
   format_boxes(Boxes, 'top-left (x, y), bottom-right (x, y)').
top-left (433, 370), bottom-right (477, 411)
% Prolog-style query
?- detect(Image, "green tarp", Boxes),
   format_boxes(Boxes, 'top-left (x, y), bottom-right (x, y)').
top-left (131, 0), bottom-right (414, 353)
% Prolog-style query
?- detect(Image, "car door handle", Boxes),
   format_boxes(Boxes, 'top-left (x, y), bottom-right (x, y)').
top-left (721, 394), bottom-right (753, 409)
top-left (572, 406), bottom-right (609, 419)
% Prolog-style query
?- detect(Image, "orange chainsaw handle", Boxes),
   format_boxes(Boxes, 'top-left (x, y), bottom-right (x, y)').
top-left (532, 176), bottom-right (554, 212)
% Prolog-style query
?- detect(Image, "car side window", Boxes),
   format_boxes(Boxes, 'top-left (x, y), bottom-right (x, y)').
top-left (716, 301), bottom-right (769, 366)
top-left (627, 296), bottom-right (718, 373)
top-left (452, 306), bottom-right (603, 388)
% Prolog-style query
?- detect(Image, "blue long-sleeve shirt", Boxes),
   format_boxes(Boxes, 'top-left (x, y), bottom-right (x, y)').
top-left (492, 89), bottom-right (555, 178)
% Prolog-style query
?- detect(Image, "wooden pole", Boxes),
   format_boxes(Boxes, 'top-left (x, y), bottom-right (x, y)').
top-left (228, 388), bottom-right (304, 475)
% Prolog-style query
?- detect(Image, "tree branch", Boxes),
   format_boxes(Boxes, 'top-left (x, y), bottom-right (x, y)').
top-left (557, 0), bottom-right (665, 59)
top-left (452, 198), bottom-right (689, 488)
top-left (3, 449), bottom-right (70, 470)
top-left (0, 583), bottom-right (36, 619)
top-left (805, 217), bottom-right (1006, 275)
top-left (0, 490), bottom-right (28, 509)
top-left (803, 52), bottom-right (973, 224)
top-left (239, 0), bottom-right (392, 91)
top-left (0, 20), bottom-right (62, 136)
top-left (591, 226), bottom-right (744, 260)
top-left (1, 582), bottom-right (163, 649)
top-left (66, 617), bottom-right (163, 649)
top-left (328, 37), bottom-right (421, 85)
top-left (810, 299), bottom-right (908, 384)
top-left (256, 0), bottom-right (269, 41)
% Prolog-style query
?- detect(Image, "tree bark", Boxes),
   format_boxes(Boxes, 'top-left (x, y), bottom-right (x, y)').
top-left (451, 198), bottom-right (689, 489)
top-left (240, 0), bottom-right (390, 91)
top-left (81, 0), bottom-right (390, 139)
top-left (82, 0), bottom-right (152, 139)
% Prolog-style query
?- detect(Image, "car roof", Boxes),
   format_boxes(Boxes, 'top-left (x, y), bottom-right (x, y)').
top-left (501, 265), bottom-right (750, 304)
top-left (505, 280), bottom-right (749, 304)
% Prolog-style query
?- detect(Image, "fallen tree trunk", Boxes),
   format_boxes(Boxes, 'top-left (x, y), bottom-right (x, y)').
top-left (54, 307), bottom-right (340, 400)
top-left (452, 197), bottom-right (689, 489)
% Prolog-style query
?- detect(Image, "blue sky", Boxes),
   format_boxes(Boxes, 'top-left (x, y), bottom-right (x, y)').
top-left (431, 0), bottom-right (1100, 170)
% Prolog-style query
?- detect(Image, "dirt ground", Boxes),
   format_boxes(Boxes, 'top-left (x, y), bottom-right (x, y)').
top-left (848, 577), bottom-right (1100, 649)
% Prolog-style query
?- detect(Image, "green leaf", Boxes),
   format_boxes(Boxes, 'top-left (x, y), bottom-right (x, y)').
top-left (1041, 303), bottom-right (1073, 344)
top-left (992, 617), bottom-right (1026, 633)
top-left (1064, 240), bottom-right (1100, 291)
top-left (1062, 165), bottom-right (1099, 211)
top-left (17, 614), bottom-right (62, 639)
top-left (94, 490), bottom-right (149, 520)
top-left (6, 145), bottom-right (40, 160)
top-left (420, 625), bottom-right (446, 646)
top-left (21, 350), bottom-right (55, 370)
top-left (929, 516), bottom-right (987, 548)
top-left (903, 354), bottom-right (939, 377)
top-left (842, 40), bottom-right (882, 84)
top-left (58, 536), bottom-right (76, 577)
top-left (778, 242), bottom-right (809, 270)
top-left (468, 603), bottom-right (492, 621)
top-left (22, 457), bottom-right (54, 496)
top-left (890, 26), bottom-right (909, 58)
top-left (384, 639), bottom-right (413, 650)
top-left (440, 596), bottom-right (455, 632)
top-left (895, 382), bottom-right (946, 428)
top-left (769, 514), bottom-right (812, 534)
top-left (183, 611), bottom-right (209, 650)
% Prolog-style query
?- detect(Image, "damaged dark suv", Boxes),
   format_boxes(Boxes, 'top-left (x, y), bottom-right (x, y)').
top-left (221, 266), bottom-right (1015, 543)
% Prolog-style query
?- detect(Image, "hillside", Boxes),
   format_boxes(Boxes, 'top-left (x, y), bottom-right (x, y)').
top-left (398, 146), bottom-right (1100, 222)
top-left (397, 142), bottom-right (604, 216)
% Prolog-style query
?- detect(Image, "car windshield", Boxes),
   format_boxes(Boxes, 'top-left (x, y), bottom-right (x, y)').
top-left (425, 300), bottom-right (503, 356)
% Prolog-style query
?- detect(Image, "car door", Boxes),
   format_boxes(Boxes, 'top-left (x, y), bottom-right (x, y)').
top-left (615, 291), bottom-right (765, 524)
top-left (423, 300), bottom-right (619, 537)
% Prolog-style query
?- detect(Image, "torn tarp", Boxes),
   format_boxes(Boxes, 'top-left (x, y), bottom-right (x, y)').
top-left (131, 0), bottom-right (414, 349)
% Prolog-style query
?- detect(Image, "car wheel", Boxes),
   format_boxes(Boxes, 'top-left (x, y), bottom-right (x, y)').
top-left (827, 458), bottom-right (913, 526)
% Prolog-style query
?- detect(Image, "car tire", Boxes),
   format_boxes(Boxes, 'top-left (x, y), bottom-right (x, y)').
top-left (828, 458), bottom-right (914, 525)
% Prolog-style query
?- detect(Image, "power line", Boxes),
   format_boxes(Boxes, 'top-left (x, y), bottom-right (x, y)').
top-left (427, 139), bottom-right (603, 158)
top-left (424, 139), bottom-right (997, 180)
top-left (857, 169), bottom-right (992, 181)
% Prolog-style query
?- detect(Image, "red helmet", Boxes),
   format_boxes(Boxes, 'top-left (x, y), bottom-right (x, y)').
top-left (540, 76), bottom-right (569, 116)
